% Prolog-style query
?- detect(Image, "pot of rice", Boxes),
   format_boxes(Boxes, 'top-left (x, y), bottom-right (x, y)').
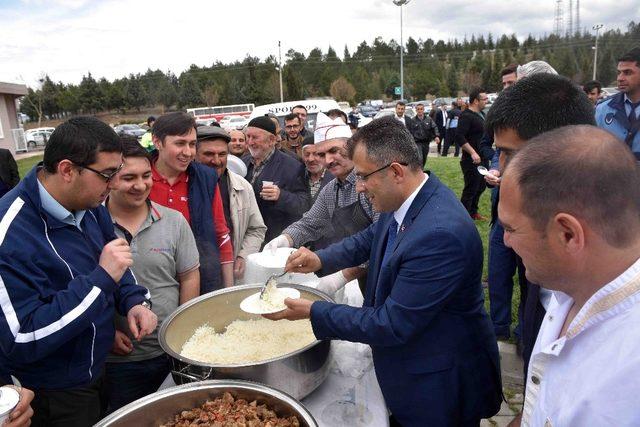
top-left (95, 379), bottom-right (317, 426)
top-left (158, 284), bottom-right (333, 400)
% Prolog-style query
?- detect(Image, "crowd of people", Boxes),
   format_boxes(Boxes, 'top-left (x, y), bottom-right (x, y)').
top-left (0, 45), bottom-right (638, 426)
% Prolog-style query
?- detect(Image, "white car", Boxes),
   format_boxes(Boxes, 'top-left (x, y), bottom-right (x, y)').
top-left (220, 115), bottom-right (249, 130)
top-left (25, 129), bottom-right (53, 149)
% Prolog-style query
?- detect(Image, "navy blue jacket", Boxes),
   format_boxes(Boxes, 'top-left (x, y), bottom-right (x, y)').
top-left (0, 166), bottom-right (149, 390)
top-left (244, 150), bottom-right (309, 244)
top-left (310, 174), bottom-right (502, 426)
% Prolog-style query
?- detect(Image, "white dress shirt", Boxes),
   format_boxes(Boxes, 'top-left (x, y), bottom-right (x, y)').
top-left (523, 256), bottom-right (640, 427)
top-left (393, 173), bottom-right (428, 232)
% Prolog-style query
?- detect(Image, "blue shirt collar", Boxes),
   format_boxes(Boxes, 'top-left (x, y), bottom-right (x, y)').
top-left (37, 178), bottom-right (86, 230)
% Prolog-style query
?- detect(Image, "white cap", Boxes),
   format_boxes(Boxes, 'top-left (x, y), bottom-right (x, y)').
top-left (314, 112), bottom-right (352, 143)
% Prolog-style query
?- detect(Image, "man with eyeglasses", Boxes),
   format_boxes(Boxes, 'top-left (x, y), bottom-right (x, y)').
top-left (281, 113), bottom-right (305, 159)
top-left (456, 87), bottom-right (490, 220)
top-left (267, 116), bottom-right (501, 426)
top-left (0, 116), bottom-right (157, 426)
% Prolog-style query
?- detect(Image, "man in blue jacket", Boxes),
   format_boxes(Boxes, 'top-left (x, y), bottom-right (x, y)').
top-left (268, 116), bottom-right (502, 426)
top-left (596, 47), bottom-right (640, 160)
top-left (0, 116), bottom-right (157, 427)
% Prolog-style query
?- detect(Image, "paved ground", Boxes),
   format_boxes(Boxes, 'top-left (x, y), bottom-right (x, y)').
top-left (481, 341), bottom-right (524, 426)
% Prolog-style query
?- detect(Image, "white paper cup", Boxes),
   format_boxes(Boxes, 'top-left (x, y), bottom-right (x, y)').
top-left (0, 386), bottom-right (20, 425)
top-left (262, 180), bottom-right (274, 187)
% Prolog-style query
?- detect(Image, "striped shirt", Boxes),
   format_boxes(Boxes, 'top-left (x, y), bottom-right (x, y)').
top-left (284, 169), bottom-right (379, 247)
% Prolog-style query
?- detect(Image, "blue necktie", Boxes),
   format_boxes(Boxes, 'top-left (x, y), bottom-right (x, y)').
top-left (381, 219), bottom-right (398, 266)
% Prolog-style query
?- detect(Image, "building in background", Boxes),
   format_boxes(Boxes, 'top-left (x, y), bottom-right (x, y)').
top-left (0, 82), bottom-right (28, 154)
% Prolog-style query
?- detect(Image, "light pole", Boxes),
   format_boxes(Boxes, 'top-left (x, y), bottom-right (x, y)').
top-left (393, 0), bottom-right (411, 101)
top-left (278, 41), bottom-right (284, 103)
top-left (592, 24), bottom-right (603, 80)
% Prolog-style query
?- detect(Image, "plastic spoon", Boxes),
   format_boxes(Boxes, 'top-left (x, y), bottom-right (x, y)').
top-left (477, 166), bottom-right (498, 180)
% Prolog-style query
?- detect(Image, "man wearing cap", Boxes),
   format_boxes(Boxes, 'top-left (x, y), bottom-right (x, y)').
top-left (195, 126), bottom-right (266, 281)
top-left (265, 112), bottom-right (378, 294)
top-left (243, 116), bottom-right (308, 245)
top-left (300, 138), bottom-right (333, 208)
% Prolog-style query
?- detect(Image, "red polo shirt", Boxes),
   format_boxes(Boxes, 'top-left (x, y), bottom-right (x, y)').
top-left (149, 163), bottom-right (233, 264)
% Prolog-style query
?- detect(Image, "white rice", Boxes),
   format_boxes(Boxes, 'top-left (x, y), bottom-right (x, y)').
top-left (180, 318), bottom-right (316, 364)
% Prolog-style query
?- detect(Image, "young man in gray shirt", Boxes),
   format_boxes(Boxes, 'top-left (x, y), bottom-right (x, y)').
top-left (104, 139), bottom-right (200, 412)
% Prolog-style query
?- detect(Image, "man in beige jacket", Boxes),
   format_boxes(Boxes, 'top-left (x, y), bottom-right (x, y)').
top-left (195, 126), bottom-right (267, 280)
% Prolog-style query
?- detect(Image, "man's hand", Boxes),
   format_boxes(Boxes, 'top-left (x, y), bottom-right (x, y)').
top-left (263, 298), bottom-right (313, 321)
top-left (471, 152), bottom-right (481, 164)
top-left (99, 238), bottom-right (133, 283)
top-left (484, 169), bottom-right (501, 186)
top-left (233, 256), bottom-right (246, 280)
top-left (111, 329), bottom-right (133, 355)
top-left (285, 247), bottom-right (322, 273)
top-left (5, 386), bottom-right (34, 427)
top-left (126, 304), bottom-right (157, 341)
top-left (434, 137), bottom-right (440, 144)
top-left (260, 184), bottom-right (281, 202)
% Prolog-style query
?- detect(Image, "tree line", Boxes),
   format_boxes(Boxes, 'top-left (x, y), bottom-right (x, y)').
top-left (20, 21), bottom-right (640, 123)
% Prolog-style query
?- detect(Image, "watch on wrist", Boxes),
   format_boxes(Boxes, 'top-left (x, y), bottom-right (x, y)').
top-left (140, 299), bottom-right (152, 310)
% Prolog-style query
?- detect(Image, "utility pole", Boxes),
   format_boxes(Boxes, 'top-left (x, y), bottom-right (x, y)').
top-left (592, 24), bottom-right (604, 80)
top-left (278, 41), bottom-right (284, 103)
top-left (554, 0), bottom-right (564, 37)
top-left (567, 0), bottom-right (573, 37)
top-left (392, 0), bottom-right (411, 100)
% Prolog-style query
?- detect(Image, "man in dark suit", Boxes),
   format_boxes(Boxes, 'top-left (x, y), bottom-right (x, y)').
top-left (268, 116), bottom-right (502, 426)
top-left (393, 101), bottom-right (413, 129)
top-left (0, 148), bottom-right (20, 198)
top-left (243, 116), bottom-right (309, 245)
top-left (434, 102), bottom-right (448, 153)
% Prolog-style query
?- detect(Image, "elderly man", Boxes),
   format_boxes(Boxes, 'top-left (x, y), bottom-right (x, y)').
top-left (196, 126), bottom-right (266, 280)
top-left (228, 129), bottom-right (247, 157)
top-left (268, 116), bottom-right (502, 426)
top-left (0, 116), bottom-right (156, 426)
top-left (243, 116), bottom-right (308, 244)
top-left (265, 112), bottom-right (377, 292)
top-left (300, 138), bottom-right (333, 207)
top-left (499, 126), bottom-right (640, 426)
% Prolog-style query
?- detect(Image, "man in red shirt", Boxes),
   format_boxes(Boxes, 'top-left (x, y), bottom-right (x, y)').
top-left (149, 112), bottom-right (234, 291)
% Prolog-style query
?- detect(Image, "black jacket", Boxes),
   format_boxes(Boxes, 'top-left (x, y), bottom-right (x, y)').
top-left (245, 150), bottom-right (309, 244)
top-left (455, 109), bottom-right (486, 161)
top-left (411, 115), bottom-right (439, 142)
top-left (0, 148), bottom-right (19, 191)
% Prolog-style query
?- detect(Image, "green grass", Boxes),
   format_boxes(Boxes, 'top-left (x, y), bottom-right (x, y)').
top-left (17, 155), bottom-right (43, 178)
top-left (16, 154), bottom-right (520, 333)
top-left (428, 156), bottom-right (521, 332)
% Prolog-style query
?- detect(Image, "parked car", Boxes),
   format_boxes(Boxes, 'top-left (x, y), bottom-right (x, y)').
top-left (358, 105), bottom-right (378, 118)
top-left (114, 124), bottom-right (146, 138)
top-left (25, 129), bottom-right (53, 149)
top-left (373, 106), bottom-right (416, 120)
top-left (220, 115), bottom-right (249, 130)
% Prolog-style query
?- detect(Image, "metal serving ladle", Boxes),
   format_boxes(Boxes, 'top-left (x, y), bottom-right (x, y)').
top-left (259, 271), bottom-right (287, 300)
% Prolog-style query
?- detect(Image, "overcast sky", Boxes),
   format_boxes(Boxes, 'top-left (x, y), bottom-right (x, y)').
top-left (1, 0), bottom-right (637, 87)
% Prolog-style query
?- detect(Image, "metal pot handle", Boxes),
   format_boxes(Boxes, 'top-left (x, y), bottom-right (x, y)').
top-left (172, 366), bottom-right (215, 382)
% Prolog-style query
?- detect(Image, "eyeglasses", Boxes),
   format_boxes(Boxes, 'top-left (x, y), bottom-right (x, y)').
top-left (355, 162), bottom-right (408, 183)
top-left (74, 162), bottom-right (124, 183)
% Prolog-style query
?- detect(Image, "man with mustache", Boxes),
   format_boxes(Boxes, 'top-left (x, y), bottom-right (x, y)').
top-left (265, 112), bottom-right (378, 294)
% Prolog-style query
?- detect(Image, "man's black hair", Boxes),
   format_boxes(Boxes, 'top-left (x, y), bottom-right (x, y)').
top-left (617, 47), bottom-right (640, 66)
top-left (152, 112), bottom-right (196, 143)
top-left (146, 116), bottom-right (156, 127)
top-left (43, 116), bottom-right (121, 174)
top-left (348, 115), bottom-right (422, 171)
top-left (583, 80), bottom-right (602, 94)
top-left (396, 101), bottom-right (406, 107)
top-left (120, 136), bottom-right (150, 161)
top-left (486, 73), bottom-right (595, 141)
top-left (469, 87), bottom-right (485, 104)
top-left (292, 105), bottom-right (307, 113)
top-left (501, 64), bottom-right (518, 77)
top-left (326, 108), bottom-right (348, 124)
top-left (284, 113), bottom-right (300, 123)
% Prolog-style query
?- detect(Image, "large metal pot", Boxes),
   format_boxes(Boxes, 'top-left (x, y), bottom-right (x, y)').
top-left (158, 284), bottom-right (332, 400)
top-left (95, 380), bottom-right (317, 426)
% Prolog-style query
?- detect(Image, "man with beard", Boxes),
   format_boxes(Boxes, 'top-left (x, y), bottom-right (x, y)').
top-left (282, 113), bottom-right (305, 159)
top-left (0, 117), bottom-right (156, 426)
top-left (264, 112), bottom-right (378, 294)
